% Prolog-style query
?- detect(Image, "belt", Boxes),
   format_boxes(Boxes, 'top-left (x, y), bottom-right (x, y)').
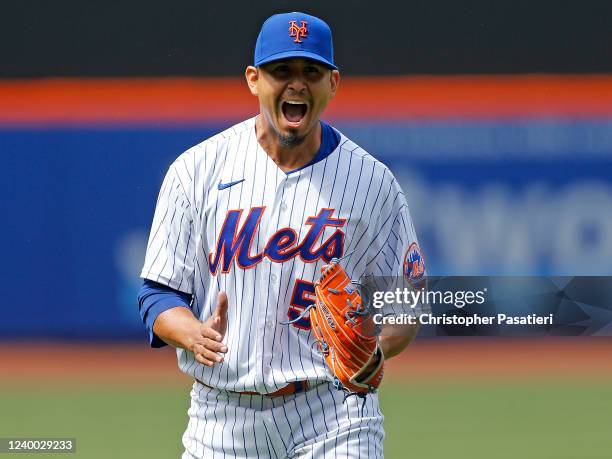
top-left (196, 379), bottom-right (310, 397)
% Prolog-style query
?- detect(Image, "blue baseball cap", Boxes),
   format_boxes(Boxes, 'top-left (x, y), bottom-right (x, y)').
top-left (254, 12), bottom-right (337, 70)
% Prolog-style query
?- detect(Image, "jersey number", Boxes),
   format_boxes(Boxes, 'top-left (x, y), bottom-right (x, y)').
top-left (288, 279), bottom-right (315, 330)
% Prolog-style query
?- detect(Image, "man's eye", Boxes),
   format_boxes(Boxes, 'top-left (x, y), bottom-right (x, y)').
top-left (305, 67), bottom-right (319, 74)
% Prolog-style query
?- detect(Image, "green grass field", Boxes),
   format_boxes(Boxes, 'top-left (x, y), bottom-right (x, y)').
top-left (2, 381), bottom-right (611, 458)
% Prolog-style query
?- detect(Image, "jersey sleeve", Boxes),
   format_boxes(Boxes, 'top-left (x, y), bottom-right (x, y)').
top-left (140, 163), bottom-right (195, 294)
top-left (365, 176), bottom-right (428, 316)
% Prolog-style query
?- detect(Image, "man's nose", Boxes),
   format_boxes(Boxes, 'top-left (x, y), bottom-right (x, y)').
top-left (287, 72), bottom-right (307, 92)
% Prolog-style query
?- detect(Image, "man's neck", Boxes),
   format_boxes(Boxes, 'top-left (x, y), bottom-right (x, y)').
top-left (255, 115), bottom-right (321, 173)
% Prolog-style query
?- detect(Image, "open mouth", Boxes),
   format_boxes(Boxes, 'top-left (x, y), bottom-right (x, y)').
top-left (281, 101), bottom-right (308, 124)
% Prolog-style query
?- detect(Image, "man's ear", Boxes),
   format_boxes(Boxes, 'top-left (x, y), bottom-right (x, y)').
top-left (329, 70), bottom-right (340, 99)
top-left (245, 66), bottom-right (259, 96)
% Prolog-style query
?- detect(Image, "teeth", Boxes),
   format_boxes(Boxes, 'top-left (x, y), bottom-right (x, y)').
top-left (285, 101), bottom-right (306, 105)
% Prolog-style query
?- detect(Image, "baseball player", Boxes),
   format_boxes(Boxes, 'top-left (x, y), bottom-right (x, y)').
top-left (138, 12), bottom-right (423, 458)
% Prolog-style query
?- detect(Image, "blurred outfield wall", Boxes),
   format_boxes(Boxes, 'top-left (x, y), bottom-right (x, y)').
top-left (1, 76), bottom-right (611, 339)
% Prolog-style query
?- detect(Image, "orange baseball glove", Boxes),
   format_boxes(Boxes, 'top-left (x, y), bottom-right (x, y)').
top-left (309, 259), bottom-right (384, 397)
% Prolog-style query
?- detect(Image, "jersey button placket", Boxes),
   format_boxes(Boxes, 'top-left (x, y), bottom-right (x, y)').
top-left (253, 202), bottom-right (275, 392)
top-left (260, 183), bottom-right (287, 389)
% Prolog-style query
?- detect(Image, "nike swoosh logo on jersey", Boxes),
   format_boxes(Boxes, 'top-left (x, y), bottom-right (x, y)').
top-left (218, 179), bottom-right (245, 190)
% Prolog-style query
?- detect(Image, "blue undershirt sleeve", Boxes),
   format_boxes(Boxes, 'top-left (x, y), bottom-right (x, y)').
top-left (137, 279), bottom-right (193, 348)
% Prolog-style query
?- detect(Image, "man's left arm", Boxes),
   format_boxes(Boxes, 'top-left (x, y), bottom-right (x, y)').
top-left (364, 175), bottom-right (426, 363)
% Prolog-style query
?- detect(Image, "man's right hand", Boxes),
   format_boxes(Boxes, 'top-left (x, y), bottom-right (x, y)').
top-left (153, 291), bottom-right (229, 366)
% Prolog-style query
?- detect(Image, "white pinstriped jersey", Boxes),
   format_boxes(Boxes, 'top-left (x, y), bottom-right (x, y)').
top-left (141, 116), bottom-right (421, 393)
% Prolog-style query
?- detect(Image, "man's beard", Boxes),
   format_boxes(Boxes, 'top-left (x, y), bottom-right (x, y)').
top-left (277, 131), bottom-right (306, 148)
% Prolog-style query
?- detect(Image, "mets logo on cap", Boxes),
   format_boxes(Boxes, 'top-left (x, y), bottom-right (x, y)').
top-left (289, 20), bottom-right (307, 43)
top-left (403, 242), bottom-right (426, 287)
